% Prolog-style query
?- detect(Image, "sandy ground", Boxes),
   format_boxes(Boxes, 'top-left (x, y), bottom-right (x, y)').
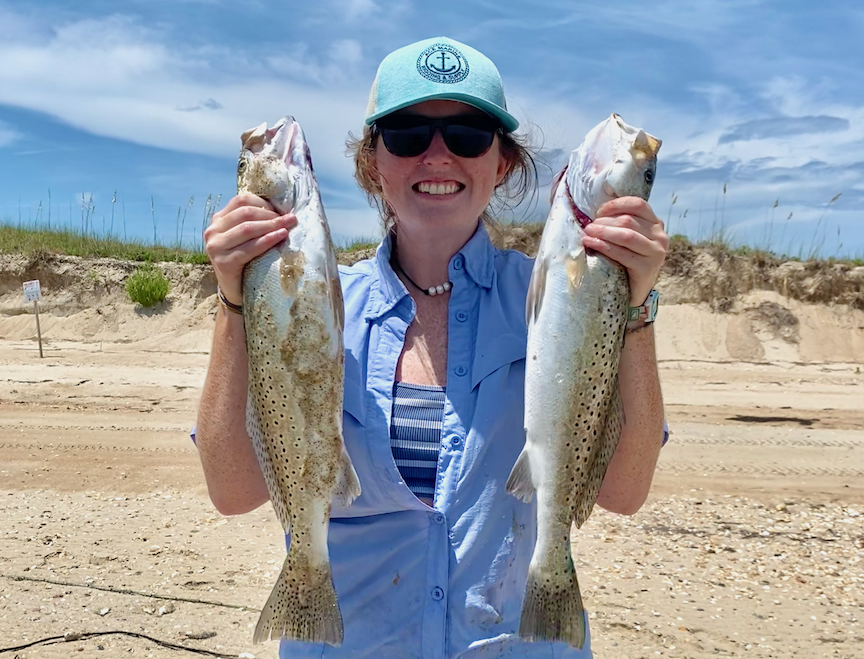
top-left (1, 302), bottom-right (863, 658)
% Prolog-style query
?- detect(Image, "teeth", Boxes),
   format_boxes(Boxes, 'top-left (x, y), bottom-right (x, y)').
top-left (418, 182), bottom-right (460, 195)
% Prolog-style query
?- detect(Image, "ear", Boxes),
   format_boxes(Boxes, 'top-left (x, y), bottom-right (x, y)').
top-left (495, 148), bottom-right (511, 187)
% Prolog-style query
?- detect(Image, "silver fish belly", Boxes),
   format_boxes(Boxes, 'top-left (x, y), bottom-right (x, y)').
top-left (507, 113), bottom-right (661, 649)
top-left (238, 117), bottom-right (360, 646)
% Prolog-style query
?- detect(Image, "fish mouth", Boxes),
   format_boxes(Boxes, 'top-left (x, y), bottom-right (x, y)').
top-left (413, 181), bottom-right (465, 196)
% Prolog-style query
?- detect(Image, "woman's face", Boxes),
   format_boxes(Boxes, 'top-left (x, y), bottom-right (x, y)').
top-left (373, 100), bottom-right (509, 236)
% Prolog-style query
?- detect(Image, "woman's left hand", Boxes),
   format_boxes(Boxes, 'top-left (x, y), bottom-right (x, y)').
top-left (583, 197), bottom-right (669, 307)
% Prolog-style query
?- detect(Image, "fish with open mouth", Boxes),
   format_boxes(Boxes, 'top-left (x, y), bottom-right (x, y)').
top-left (507, 113), bottom-right (661, 649)
top-left (238, 116), bottom-right (361, 646)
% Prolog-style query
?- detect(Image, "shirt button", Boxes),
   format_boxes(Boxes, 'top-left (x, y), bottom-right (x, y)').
top-left (453, 256), bottom-right (464, 270)
top-left (452, 437), bottom-right (461, 447)
top-left (433, 513), bottom-right (445, 524)
top-left (455, 311), bottom-right (468, 322)
top-left (431, 586), bottom-right (444, 601)
top-left (454, 365), bottom-right (467, 377)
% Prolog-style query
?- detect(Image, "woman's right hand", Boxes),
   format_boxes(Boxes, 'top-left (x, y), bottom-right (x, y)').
top-left (203, 193), bottom-right (297, 306)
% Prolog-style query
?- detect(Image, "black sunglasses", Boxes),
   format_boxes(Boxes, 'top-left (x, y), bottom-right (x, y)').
top-left (375, 114), bottom-right (503, 158)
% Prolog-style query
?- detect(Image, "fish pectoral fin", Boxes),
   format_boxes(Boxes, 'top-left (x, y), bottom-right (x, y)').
top-left (525, 256), bottom-right (548, 327)
top-left (565, 250), bottom-right (586, 289)
top-left (505, 448), bottom-right (536, 503)
top-left (333, 446), bottom-right (361, 507)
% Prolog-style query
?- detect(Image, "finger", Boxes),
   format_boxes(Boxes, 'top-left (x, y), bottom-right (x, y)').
top-left (218, 192), bottom-right (276, 217)
top-left (583, 224), bottom-right (659, 257)
top-left (596, 197), bottom-right (662, 225)
top-left (223, 229), bottom-right (290, 269)
top-left (211, 229), bottom-right (290, 302)
top-left (207, 214), bottom-right (296, 256)
top-left (208, 205), bottom-right (283, 239)
top-left (212, 228), bottom-right (290, 281)
top-left (589, 214), bottom-right (646, 235)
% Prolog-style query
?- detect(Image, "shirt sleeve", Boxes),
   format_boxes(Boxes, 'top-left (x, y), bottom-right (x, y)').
top-left (662, 419), bottom-right (669, 447)
top-left (190, 425), bottom-right (197, 445)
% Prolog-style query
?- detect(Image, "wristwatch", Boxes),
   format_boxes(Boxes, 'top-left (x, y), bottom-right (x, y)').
top-left (626, 289), bottom-right (659, 332)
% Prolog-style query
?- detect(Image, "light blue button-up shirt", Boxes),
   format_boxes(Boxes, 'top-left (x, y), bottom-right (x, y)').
top-left (280, 223), bottom-right (593, 658)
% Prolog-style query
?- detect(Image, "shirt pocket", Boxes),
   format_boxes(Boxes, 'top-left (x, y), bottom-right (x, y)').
top-left (470, 332), bottom-right (526, 390)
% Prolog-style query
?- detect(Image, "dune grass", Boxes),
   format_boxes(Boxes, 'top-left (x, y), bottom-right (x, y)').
top-left (0, 223), bottom-right (391, 264)
top-left (0, 224), bottom-right (210, 264)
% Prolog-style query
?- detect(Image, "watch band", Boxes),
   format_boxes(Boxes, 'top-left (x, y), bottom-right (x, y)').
top-left (627, 289), bottom-right (659, 330)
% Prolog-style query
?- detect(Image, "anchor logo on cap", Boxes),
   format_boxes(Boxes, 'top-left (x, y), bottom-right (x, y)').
top-left (417, 43), bottom-right (469, 84)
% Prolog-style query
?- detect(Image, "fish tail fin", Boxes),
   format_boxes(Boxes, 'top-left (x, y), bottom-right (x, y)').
top-left (519, 560), bottom-right (587, 649)
top-left (253, 553), bottom-right (343, 646)
top-left (506, 448), bottom-right (535, 503)
top-left (334, 446), bottom-right (361, 506)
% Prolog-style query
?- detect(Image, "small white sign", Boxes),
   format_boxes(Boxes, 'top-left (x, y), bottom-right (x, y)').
top-left (23, 280), bottom-right (42, 303)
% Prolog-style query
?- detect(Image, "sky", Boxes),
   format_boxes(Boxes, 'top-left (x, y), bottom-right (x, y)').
top-left (0, 0), bottom-right (861, 257)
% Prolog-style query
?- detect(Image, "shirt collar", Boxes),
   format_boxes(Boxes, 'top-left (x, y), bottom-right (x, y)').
top-left (364, 221), bottom-right (496, 321)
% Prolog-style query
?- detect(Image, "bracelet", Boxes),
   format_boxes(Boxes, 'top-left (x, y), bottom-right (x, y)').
top-left (217, 286), bottom-right (243, 315)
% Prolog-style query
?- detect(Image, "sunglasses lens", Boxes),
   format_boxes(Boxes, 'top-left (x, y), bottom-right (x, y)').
top-left (377, 115), bottom-right (500, 158)
top-left (443, 124), bottom-right (496, 158)
top-left (379, 119), bottom-right (433, 157)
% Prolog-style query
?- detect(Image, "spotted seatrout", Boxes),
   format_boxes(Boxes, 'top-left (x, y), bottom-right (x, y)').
top-left (238, 117), bottom-right (360, 646)
top-left (506, 114), bottom-right (661, 648)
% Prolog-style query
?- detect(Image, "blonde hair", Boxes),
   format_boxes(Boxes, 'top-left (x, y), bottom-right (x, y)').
top-left (346, 124), bottom-right (539, 235)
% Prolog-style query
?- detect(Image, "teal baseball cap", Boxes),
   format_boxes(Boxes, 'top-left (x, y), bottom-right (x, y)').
top-left (365, 37), bottom-right (519, 133)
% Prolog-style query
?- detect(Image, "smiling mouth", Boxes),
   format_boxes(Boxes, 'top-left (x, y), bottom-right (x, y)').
top-left (414, 182), bottom-right (464, 195)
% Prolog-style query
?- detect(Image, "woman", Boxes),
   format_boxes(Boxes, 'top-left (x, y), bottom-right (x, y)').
top-left (196, 36), bottom-right (667, 658)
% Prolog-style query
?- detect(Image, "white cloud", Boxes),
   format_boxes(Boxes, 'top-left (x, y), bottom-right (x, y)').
top-left (341, 0), bottom-right (378, 22)
top-left (0, 11), bottom-right (371, 179)
top-left (0, 119), bottom-right (18, 147)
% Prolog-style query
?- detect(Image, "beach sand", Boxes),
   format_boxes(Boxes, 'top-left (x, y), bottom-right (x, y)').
top-left (0, 253), bottom-right (862, 658)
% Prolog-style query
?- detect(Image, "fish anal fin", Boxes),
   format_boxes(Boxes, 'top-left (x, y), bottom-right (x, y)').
top-left (506, 448), bottom-right (536, 503)
top-left (333, 446), bottom-right (361, 507)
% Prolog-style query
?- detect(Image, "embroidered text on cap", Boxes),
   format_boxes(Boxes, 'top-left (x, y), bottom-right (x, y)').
top-left (417, 43), bottom-right (469, 84)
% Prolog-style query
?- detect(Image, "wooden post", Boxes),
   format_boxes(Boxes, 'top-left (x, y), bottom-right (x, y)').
top-left (23, 281), bottom-right (44, 358)
top-left (33, 301), bottom-right (43, 358)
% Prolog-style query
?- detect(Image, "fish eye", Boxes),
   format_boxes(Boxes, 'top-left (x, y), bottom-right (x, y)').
top-left (644, 169), bottom-right (654, 185)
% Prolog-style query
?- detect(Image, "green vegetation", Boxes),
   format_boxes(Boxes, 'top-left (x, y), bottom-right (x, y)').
top-left (0, 222), bottom-right (387, 262)
top-left (125, 263), bottom-right (170, 307)
top-left (0, 225), bottom-right (209, 264)
top-left (667, 233), bottom-right (863, 267)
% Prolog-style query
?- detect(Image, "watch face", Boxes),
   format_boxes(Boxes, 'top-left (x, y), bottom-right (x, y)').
top-left (646, 290), bottom-right (659, 321)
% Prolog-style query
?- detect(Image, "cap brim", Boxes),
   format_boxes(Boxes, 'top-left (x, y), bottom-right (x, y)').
top-left (366, 92), bottom-right (520, 132)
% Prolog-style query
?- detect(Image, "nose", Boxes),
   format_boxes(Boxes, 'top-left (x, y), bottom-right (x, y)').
top-left (420, 129), bottom-right (453, 163)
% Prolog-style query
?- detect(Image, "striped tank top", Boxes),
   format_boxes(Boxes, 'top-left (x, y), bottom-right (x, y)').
top-left (389, 382), bottom-right (445, 500)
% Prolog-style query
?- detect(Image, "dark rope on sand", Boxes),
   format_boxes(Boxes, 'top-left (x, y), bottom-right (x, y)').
top-left (0, 630), bottom-right (243, 657)
top-left (0, 572), bottom-right (253, 610)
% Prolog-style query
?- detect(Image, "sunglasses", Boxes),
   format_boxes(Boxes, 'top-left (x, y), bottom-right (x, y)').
top-left (375, 114), bottom-right (503, 158)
